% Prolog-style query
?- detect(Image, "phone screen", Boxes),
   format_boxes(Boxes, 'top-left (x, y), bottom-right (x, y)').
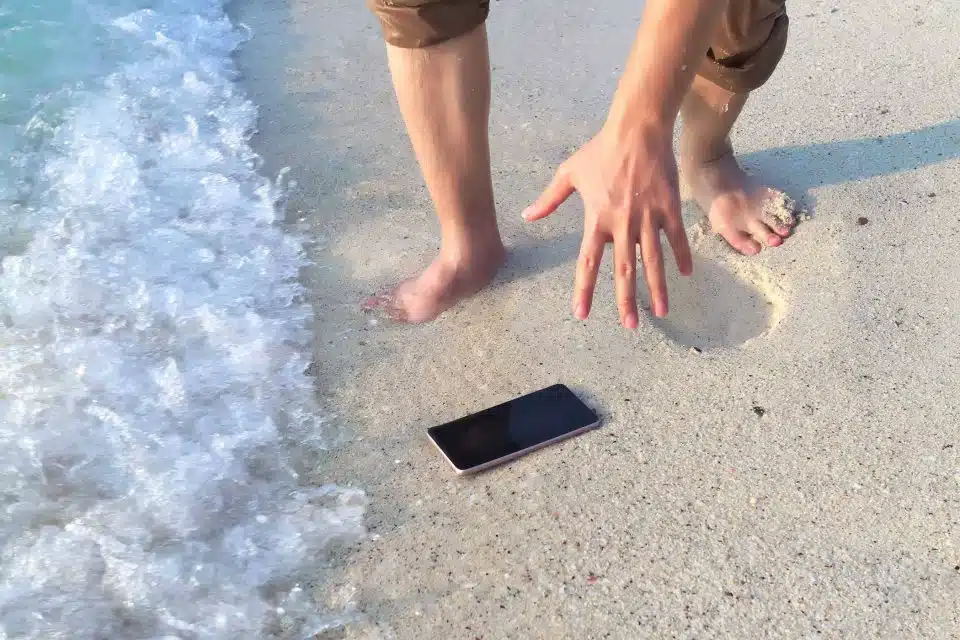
top-left (427, 384), bottom-right (599, 472)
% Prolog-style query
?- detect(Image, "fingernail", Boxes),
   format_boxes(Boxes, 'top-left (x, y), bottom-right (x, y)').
top-left (575, 304), bottom-right (586, 320)
top-left (521, 206), bottom-right (533, 220)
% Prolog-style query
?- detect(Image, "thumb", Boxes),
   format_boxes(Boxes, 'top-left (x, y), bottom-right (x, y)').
top-left (523, 166), bottom-right (575, 222)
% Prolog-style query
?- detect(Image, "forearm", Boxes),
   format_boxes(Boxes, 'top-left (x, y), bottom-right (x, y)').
top-left (606, 0), bottom-right (727, 136)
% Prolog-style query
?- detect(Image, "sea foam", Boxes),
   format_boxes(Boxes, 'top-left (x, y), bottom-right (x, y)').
top-left (0, 2), bottom-right (365, 638)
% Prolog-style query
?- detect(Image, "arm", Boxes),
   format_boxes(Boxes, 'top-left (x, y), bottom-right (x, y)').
top-left (606, 0), bottom-right (727, 135)
top-left (525, 1), bottom-right (726, 326)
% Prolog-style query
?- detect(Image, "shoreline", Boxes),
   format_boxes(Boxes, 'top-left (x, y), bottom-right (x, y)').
top-left (230, 0), bottom-right (960, 636)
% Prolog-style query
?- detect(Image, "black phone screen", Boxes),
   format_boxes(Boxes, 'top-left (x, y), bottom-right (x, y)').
top-left (427, 384), bottom-right (599, 471)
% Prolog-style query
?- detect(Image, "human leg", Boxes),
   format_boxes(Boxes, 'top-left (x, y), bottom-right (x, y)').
top-left (679, 0), bottom-right (798, 254)
top-left (367, 1), bottom-right (503, 322)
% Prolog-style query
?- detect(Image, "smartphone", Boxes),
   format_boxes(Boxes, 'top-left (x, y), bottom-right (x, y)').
top-left (426, 384), bottom-right (601, 475)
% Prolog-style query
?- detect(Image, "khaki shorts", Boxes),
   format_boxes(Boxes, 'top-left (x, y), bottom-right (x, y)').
top-left (367, 0), bottom-right (788, 93)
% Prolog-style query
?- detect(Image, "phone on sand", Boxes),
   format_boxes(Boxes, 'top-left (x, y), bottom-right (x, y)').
top-left (427, 384), bottom-right (601, 475)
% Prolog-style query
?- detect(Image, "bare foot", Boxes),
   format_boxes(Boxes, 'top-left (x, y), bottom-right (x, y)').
top-left (682, 148), bottom-right (798, 256)
top-left (364, 241), bottom-right (506, 323)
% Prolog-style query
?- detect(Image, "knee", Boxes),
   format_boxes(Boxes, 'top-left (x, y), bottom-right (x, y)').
top-left (698, 0), bottom-right (789, 93)
top-left (367, 0), bottom-right (489, 49)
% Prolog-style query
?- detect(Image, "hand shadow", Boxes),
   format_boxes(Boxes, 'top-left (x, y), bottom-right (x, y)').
top-left (639, 254), bottom-right (782, 351)
top-left (493, 231), bottom-right (582, 287)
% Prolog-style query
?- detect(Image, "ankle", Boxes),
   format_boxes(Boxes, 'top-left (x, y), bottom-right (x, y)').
top-left (680, 128), bottom-right (734, 167)
top-left (439, 230), bottom-right (504, 265)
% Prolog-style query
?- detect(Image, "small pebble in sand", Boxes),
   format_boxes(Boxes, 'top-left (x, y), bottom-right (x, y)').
top-left (752, 405), bottom-right (766, 417)
top-left (857, 217), bottom-right (869, 226)
top-left (689, 346), bottom-right (702, 354)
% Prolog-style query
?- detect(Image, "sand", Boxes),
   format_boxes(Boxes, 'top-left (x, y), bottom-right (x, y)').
top-left (761, 191), bottom-right (806, 227)
top-left (229, 0), bottom-right (960, 636)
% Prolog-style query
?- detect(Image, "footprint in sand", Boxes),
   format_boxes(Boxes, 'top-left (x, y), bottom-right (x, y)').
top-left (640, 246), bottom-right (786, 351)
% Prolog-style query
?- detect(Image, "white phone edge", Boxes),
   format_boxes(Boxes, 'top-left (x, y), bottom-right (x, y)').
top-left (428, 419), bottom-right (602, 476)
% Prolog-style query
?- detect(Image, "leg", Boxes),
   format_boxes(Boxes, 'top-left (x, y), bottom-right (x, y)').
top-left (680, 0), bottom-right (798, 255)
top-left (367, 3), bottom-right (504, 323)
top-left (679, 77), bottom-right (794, 254)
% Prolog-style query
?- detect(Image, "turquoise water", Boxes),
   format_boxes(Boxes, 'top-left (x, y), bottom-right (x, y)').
top-left (1, 1), bottom-right (130, 213)
top-left (0, 2), bottom-right (365, 638)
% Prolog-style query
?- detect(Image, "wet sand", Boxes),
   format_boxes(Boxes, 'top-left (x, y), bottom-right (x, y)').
top-left (230, 0), bottom-right (960, 636)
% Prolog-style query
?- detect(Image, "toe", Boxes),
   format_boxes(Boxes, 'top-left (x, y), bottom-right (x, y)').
top-left (361, 293), bottom-right (388, 312)
top-left (767, 213), bottom-right (796, 237)
top-left (362, 291), bottom-right (413, 322)
top-left (386, 302), bottom-right (410, 323)
top-left (747, 219), bottom-right (783, 248)
top-left (719, 227), bottom-right (762, 255)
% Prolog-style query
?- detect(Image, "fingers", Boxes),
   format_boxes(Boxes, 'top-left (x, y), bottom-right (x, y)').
top-left (612, 226), bottom-right (639, 329)
top-left (662, 196), bottom-right (693, 276)
top-left (523, 165), bottom-right (575, 222)
top-left (572, 231), bottom-right (605, 320)
top-left (639, 216), bottom-right (668, 318)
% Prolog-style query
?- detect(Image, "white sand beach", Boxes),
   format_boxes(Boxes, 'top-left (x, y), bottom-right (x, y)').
top-left (231, 0), bottom-right (959, 636)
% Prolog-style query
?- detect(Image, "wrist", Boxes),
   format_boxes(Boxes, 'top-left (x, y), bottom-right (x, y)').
top-left (601, 109), bottom-right (675, 147)
top-left (604, 82), bottom-right (680, 141)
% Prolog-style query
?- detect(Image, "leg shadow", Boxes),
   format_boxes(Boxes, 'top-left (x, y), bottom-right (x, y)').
top-left (741, 119), bottom-right (960, 196)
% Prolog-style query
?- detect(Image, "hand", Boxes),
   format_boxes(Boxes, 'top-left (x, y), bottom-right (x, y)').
top-left (523, 125), bottom-right (693, 328)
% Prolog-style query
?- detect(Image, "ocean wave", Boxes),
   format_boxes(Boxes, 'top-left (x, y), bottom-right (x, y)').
top-left (0, 2), bottom-right (365, 638)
